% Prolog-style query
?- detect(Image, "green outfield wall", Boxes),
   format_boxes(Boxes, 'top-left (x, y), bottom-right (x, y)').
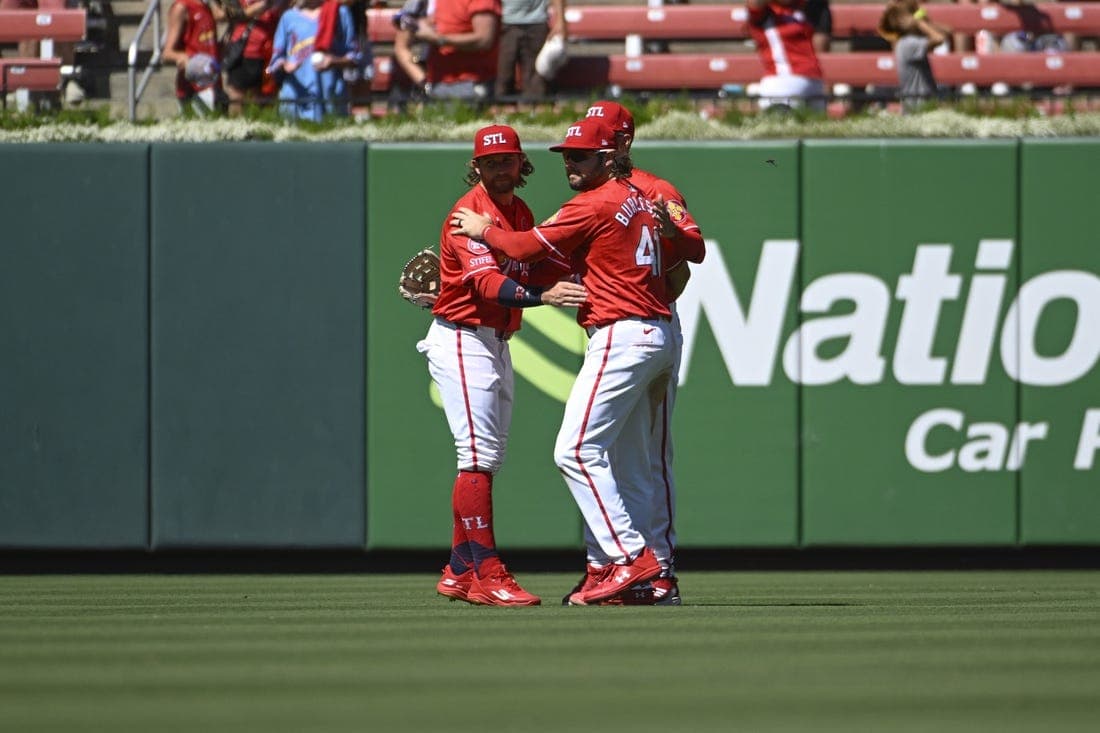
top-left (1, 140), bottom-right (1097, 551)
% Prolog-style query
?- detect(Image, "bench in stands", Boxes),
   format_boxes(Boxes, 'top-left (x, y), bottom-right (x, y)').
top-left (556, 52), bottom-right (1100, 89)
top-left (0, 58), bottom-right (63, 100)
top-left (0, 8), bottom-right (86, 44)
top-left (0, 8), bottom-right (85, 101)
top-left (365, 3), bottom-right (1100, 45)
top-left (368, 51), bottom-right (1100, 94)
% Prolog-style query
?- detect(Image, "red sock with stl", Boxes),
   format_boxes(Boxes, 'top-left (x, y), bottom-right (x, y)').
top-left (453, 470), bottom-right (501, 576)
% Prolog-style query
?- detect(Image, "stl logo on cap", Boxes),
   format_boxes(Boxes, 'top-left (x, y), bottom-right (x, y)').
top-left (473, 124), bottom-right (524, 158)
top-left (549, 117), bottom-right (616, 152)
top-left (586, 101), bottom-right (634, 135)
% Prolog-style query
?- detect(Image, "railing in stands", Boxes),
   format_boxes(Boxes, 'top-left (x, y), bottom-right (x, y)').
top-left (127, 0), bottom-right (165, 122)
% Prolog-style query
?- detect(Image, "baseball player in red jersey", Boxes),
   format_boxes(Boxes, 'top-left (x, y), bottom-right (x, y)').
top-left (451, 117), bottom-right (674, 606)
top-left (575, 100), bottom-right (706, 606)
top-left (421, 124), bottom-right (586, 607)
top-left (747, 0), bottom-right (826, 111)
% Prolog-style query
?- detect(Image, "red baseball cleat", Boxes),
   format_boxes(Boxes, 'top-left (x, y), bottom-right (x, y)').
top-left (568, 547), bottom-right (661, 606)
top-left (436, 565), bottom-right (475, 602)
top-left (651, 574), bottom-right (682, 606)
top-left (597, 581), bottom-right (657, 606)
top-left (561, 563), bottom-right (607, 606)
top-left (466, 566), bottom-right (541, 607)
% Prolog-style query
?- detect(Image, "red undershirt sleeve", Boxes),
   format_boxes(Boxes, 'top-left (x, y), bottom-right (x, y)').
top-left (482, 227), bottom-right (549, 263)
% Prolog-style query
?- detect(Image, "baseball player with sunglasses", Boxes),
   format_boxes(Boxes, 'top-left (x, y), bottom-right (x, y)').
top-left (451, 117), bottom-right (676, 606)
top-left (422, 124), bottom-right (586, 607)
top-left (577, 100), bottom-right (707, 606)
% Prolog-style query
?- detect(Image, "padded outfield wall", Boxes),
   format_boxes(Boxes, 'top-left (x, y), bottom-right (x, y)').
top-left (1, 140), bottom-right (1097, 550)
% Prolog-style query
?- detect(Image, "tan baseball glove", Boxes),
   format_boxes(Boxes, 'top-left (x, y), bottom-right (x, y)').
top-left (398, 248), bottom-right (441, 309)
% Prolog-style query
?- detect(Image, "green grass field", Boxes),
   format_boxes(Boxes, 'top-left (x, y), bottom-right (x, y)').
top-left (2, 571), bottom-right (1099, 732)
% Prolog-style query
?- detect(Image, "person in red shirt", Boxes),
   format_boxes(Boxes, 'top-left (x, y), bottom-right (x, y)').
top-left (221, 0), bottom-right (288, 115)
top-left (451, 117), bottom-right (675, 606)
top-left (422, 124), bottom-right (585, 607)
top-left (746, 0), bottom-right (826, 112)
top-left (412, 0), bottom-right (501, 101)
top-left (162, 0), bottom-right (224, 114)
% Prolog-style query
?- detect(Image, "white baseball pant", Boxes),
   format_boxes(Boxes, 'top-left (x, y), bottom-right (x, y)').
top-left (417, 318), bottom-right (513, 474)
top-left (606, 305), bottom-right (682, 571)
top-left (555, 317), bottom-right (677, 565)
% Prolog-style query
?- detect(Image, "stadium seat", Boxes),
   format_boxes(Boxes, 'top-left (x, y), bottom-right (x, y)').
top-left (0, 8), bottom-right (86, 44)
top-left (0, 58), bottom-right (63, 100)
top-left (365, 3), bottom-right (1100, 44)
top-left (369, 52), bottom-right (1100, 92)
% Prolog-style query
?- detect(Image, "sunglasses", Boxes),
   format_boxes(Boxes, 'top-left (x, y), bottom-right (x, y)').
top-left (563, 150), bottom-right (603, 163)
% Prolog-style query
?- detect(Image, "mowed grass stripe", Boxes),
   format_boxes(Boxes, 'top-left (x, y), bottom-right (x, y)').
top-left (0, 571), bottom-right (1098, 732)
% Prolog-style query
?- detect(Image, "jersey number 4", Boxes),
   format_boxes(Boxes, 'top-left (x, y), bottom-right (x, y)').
top-left (634, 226), bottom-right (661, 276)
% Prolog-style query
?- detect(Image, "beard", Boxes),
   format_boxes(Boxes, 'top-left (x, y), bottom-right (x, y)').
top-left (484, 174), bottom-right (518, 195)
top-left (567, 168), bottom-right (606, 191)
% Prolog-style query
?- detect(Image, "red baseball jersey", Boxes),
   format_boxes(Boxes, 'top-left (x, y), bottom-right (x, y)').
top-left (427, 0), bottom-right (501, 85)
top-left (486, 178), bottom-right (670, 329)
top-left (628, 167), bottom-right (705, 269)
top-left (747, 1), bottom-right (823, 79)
top-left (434, 185), bottom-right (564, 335)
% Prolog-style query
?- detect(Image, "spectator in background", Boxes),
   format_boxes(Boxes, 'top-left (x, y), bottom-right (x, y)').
top-left (413, 0), bottom-right (501, 102)
top-left (494, 0), bottom-right (567, 101)
top-left (267, 0), bottom-right (361, 121)
top-left (746, 0), bottom-right (826, 112)
top-left (1057, 0), bottom-right (1098, 52)
top-left (878, 0), bottom-right (950, 112)
top-left (341, 0), bottom-right (377, 107)
top-left (390, 0), bottom-right (430, 109)
top-left (163, 0), bottom-right (225, 114)
top-left (962, 0), bottom-right (1067, 56)
top-left (804, 0), bottom-right (832, 53)
top-left (218, 0), bottom-right (288, 115)
top-left (952, 0), bottom-right (975, 53)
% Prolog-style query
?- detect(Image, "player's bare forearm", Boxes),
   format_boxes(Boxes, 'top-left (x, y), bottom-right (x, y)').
top-left (541, 280), bottom-right (586, 308)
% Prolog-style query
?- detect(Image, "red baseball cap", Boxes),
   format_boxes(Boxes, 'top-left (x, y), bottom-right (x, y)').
top-left (473, 124), bottom-right (524, 158)
top-left (548, 118), bottom-right (618, 152)
top-left (585, 100), bottom-right (635, 137)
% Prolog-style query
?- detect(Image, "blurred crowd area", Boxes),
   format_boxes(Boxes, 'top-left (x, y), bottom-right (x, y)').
top-left (1, 0), bottom-right (1098, 120)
